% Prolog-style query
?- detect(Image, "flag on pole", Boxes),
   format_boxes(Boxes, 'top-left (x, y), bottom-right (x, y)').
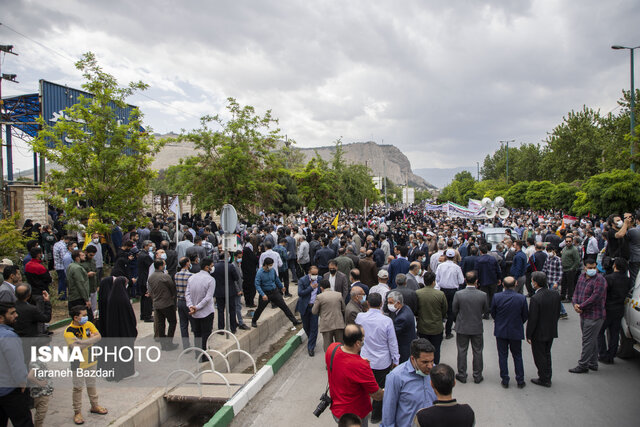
top-left (169, 196), bottom-right (180, 216)
top-left (331, 212), bottom-right (339, 229)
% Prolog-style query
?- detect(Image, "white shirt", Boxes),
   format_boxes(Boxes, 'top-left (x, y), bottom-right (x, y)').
top-left (435, 260), bottom-right (464, 290)
top-left (369, 283), bottom-right (390, 300)
top-left (329, 273), bottom-right (336, 291)
top-left (259, 249), bottom-right (283, 269)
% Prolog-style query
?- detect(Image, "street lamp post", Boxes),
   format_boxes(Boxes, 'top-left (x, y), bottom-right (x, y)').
top-left (500, 140), bottom-right (515, 185)
top-left (612, 44), bottom-right (640, 172)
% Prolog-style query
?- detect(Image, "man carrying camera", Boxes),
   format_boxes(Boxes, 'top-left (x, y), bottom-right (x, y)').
top-left (323, 324), bottom-right (384, 426)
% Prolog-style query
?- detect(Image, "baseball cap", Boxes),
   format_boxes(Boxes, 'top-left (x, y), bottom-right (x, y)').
top-left (445, 249), bottom-right (455, 258)
top-left (378, 270), bottom-right (389, 279)
top-left (1, 258), bottom-right (13, 265)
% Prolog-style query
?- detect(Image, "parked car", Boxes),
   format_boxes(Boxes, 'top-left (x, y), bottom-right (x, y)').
top-left (619, 272), bottom-right (640, 358)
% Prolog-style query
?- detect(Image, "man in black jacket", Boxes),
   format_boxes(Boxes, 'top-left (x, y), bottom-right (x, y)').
top-left (526, 271), bottom-right (561, 387)
top-left (598, 258), bottom-right (633, 364)
top-left (241, 244), bottom-right (258, 307)
top-left (212, 259), bottom-right (240, 333)
top-left (137, 240), bottom-right (155, 322)
top-left (14, 283), bottom-right (52, 338)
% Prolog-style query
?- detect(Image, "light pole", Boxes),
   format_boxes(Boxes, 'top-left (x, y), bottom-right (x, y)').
top-left (612, 44), bottom-right (640, 172)
top-left (500, 140), bottom-right (515, 185)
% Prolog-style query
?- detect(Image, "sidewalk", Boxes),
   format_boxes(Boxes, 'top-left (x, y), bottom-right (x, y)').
top-left (37, 283), bottom-right (301, 427)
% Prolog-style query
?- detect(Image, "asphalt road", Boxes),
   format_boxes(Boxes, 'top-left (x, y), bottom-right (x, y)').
top-left (230, 303), bottom-right (639, 427)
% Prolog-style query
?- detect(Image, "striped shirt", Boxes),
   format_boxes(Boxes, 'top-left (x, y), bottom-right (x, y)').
top-left (174, 269), bottom-right (193, 300)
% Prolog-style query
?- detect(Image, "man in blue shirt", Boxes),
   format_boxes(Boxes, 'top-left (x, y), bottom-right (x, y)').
top-left (0, 301), bottom-right (34, 427)
top-left (381, 338), bottom-right (437, 427)
top-left (355, 292), bottom-right (399, 423)
top-left (252, 258), bottom-right (301, 328)
top-left (510, 241), bottom-right (528, 294)
top-left (474, 244), bottom-right (502, 319)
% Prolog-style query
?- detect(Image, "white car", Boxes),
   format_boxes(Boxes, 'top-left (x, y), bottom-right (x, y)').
top-left (619, 273), bottom-right (640, 357)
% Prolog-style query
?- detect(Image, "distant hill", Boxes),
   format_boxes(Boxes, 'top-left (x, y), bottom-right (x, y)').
top-left (298, 142), bottom-right (436, 189)
top-left (413, 166), bottom-right (477, 189)
top-left (151, 136), bottom-right (436, 190)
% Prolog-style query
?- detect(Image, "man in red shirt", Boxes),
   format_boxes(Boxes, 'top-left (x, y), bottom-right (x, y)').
top-left (326, 324), bottom-right (384, 426)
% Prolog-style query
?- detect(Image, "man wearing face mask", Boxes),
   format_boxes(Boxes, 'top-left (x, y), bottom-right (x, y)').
top-left (345, 287), bottom-right (367, 325)
top-left (381, 338), bottom-right (436, 427)
top-left (252, 257), bottom-right (300, 328)
top-left (85, 233), bottom-right (104, 282)
top-left (387, 291), bottom-right (416, 363)
top-left (324, 260), bottom-right (350, 302)
top-left (297, 266), bottom-right (321, 355)
top-left (569, 259), bottom-right (607, 374)
top-left (64, 305), bottom-right (108, 425)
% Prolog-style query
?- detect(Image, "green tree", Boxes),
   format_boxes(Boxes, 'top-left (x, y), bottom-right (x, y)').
top-left (267, 170), bottom-right (303, 214)
top-left (295, 153), bottom-right (337, 210)
top-left (525, 181), bottom-right (555, 210)
top-left (0, 213), bottom-right (30, 263)
top-left (171, 98), bottom-right (282, 218)
top-left (31, 52), bottom-right (163, 234)
top-left (505, 181), bottom-right (530, 208)
top-left (572, 169), bottom-right (640, 216)
top-left (551, 182), bottom-right (579, 212)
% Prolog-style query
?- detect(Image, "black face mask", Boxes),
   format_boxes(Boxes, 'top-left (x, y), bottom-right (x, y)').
top-left (329, 269), bottom-right (337, 275)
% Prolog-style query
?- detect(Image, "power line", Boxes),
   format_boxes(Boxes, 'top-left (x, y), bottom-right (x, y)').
top-left (0, 22), bottom-right (204, 121)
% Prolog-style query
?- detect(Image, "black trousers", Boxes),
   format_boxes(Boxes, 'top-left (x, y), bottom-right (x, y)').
top-left (243, 277), bottom-right (257, 306)
top-left (598, 312), bottom-right (623, 361)
top-left (441, 288), bottom-right (457, 335)
top-left (280, 269), bottom-right (290, 294)
top-left (371, 365), bottom-right (392, 422)
top-left (68, 298), bottom-right (94, 322)
top-left (215, 294), bottom-right (238, 333)
top-left (154, 306), bottom-right (177, 339)
top-left (0, 387), bottom-right (33, 427)
top-left (140, 284), bottom-right (153, 320)
top-left (252, 289), bottom-right (297, 325)
top-left (190, 312), bottom-right (214, 351)
top-left (531, 339), bottom-right (553, 383)
top-left (479, 284), bottom-right (497, 315)
top-left (560, 269), bottom-right (577, 300)
top-left (288, 259), bottom-right (298, 282)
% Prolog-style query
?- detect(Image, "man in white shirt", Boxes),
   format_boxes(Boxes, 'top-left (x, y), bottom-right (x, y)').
top-left (258, 241), bottom-right (283, 271)
top-left (186, 258), bottom-right (216, 352)
top-left (435, 249), bottom-right (464, 339)
top-left (369, 270), bottom-right (391, 302)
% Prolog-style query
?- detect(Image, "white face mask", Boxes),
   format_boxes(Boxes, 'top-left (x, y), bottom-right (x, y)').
top-left (388, 304), bottom-right (398, 313)
top-left (310, 275), bottom-right (318, 281)
top-left (92, 238), bottom-right (99, 244)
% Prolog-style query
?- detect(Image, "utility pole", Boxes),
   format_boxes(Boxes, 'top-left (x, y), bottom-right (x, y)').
top-left (500, 139), bottom-right (515, 185)
top-left (383, 159), bottom-right (388, 209)
top-left (0, 44), bottom-right (19, 218)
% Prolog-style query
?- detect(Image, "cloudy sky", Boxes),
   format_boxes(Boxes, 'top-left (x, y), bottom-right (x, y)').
top-left (2, 0), bottom-right (638, 174)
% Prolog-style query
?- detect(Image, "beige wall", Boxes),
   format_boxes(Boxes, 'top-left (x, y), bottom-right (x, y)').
top-left (9, 184), bottom-right (48, 226)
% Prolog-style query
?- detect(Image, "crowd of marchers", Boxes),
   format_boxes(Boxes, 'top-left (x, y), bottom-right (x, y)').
top-left (0, 204), bottom-right (638, 426)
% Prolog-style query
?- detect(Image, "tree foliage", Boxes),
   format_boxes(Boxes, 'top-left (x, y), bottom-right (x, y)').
top-left (31, 52), bottom-right (163, 234)
top-left (572, 169), bottom-right (640, 217)
top-left (168, 98), bottom-right (282, 218)
top-left (0, 213), bottom-right (30, 263)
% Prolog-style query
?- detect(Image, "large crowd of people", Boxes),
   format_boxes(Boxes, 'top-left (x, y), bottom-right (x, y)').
top-left (0, 204), bottom-right (638, 426)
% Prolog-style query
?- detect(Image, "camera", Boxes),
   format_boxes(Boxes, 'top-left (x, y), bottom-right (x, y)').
top-left (313, 392), bottom-right (332, 417)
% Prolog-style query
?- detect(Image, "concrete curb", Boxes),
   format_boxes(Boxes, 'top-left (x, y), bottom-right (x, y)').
top-left (49, 298), bottom-right (141, 330)
top-left (203, 328), bottom-right (307, 427)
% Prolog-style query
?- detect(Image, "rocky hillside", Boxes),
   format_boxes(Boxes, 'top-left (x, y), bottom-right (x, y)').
top-left (298, 141), bottom-right (435, 189)
top-left (151, 135), bottom-right (435, 189)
